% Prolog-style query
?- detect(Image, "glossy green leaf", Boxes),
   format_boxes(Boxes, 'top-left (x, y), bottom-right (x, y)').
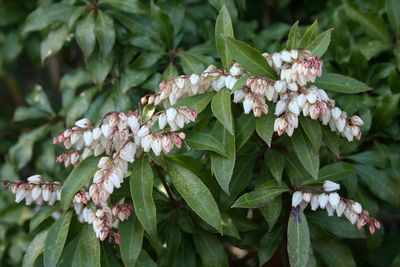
top-left (137, 250), bottom-right (156, 267)
top-left (343, 0), bottom-right (391, 43)
top-left (286, 21), bottom-right (300, 49)
top-left (211, 88), bottom-right (234, 134)
top-left (193, 232), bottom-right (229, 267)
top-left (119, 214), bottom-right (144, 267)
top-left (265, 149), bottom-right (285, 184)
top-left (259, 226), bottom-right (284, 264)
top-left (159, 219), bottom-right (181, 267)
top-left (167, 162), bottom-right (222, 232)
top-left (76, 13), bottom-right (96, 60)
top-left (322, 127), bottom-right (340, 158)
top-left (44, 211), bottom-right (72, 267)
top-left (210, 122), bottom-right (235, 194)
top-left (300, 116), bottom-right (321, 152)
top-left (22, 3), bottom-right (75, 34)
top-left (29, 206), bottom-right (58, 232)
top-left (225, 37), bottom-right (276, 78)
top-left (95, 11), bottom-right (115, 57)
top-left (287, 212), bottom-right (310, 267)
top-left (303, 162), bottom-right (355, 185)
top-left (69, 224), bottom-right (100, 267)
top-left (315, 73), bottom-right (371, 94)
top-left (292, 129), bottom-right (319, 179)
top-left (185, 131), bottom-right (228, 157)
top-left (232, 184), bottom-right (288, 208)
top-left (40, 25), bottom-right (69, 62)
top-left (130, 155), bottom-right (157, 239)
top-left (22, 230), bottom-right (49, 267)
top-left (235, 114), bottom-right (256, 150)
top-left (87, 50), bottom-right (113, 85)
top-left (215, 5), bottom-right (234, 67)
top-left (386, 0), bottom-right (400, 37)
top-left (372, 94), bottom-right (400, 130)
top-left (259, 195), bottom-right (282, 231)
top-left (101, 0), bottom-right (145, 14)
top-left (61, 157), bottom-right (99, 210)
top-left (307, 212), bottom-right (364, 239)
top-left (256, 109), bottom-right (275, 147)
top-left (305, 29), bottom-right (332, 57)
top-left (229, 154), bottom-right (257, 200)
top-left (151, 2), bottom-right (174, 50)
top-left (300, 20), bottom-right (319, 48)
top-left (357, 165), bottom-right (400, 206)
top-left (173, 92), bottom-right (215, 114)
top-left (313, 240), bottom-right (356, 267)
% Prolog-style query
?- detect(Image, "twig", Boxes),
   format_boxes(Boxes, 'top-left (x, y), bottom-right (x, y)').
top-left (152, 162), bottom-right (181, 208)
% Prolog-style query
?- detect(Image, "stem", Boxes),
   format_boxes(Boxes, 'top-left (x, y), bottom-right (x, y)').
top-left (152, 162), bottom-right (180, 208)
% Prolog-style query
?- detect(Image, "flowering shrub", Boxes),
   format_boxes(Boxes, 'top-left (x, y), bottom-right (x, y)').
top-left (1, 1), bottom-right (400, 267)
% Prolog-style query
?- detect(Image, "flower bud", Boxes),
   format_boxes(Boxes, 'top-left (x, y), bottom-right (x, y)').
top-left (323, 180), bottom-right (340, 192)
top-left (291, 191), bottom-right (303, 207)
top-left (75, 118), bottom-right (91, 129)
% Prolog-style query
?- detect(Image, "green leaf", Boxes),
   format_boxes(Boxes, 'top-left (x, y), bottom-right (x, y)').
top-left (256, 109), bottom-right (275, 147)
top-left (265, 150), bottom-right (285, 185)
top-left (119, 214), bottom-right (144, 267)
top-left (315, 73), bottom-right (371, 94)
top-left (322, 127), bottom-right (340, 158)
top-left (40, 25), bottom-right (69, 62)
top-left (173, 92), bottom-right (215, 114)
top-left (61, 157), bottom-right (98, 210)
top-left (76, 13), bottom-right (96, 60)
top-left (167, 162), bottom-right (222, 232)
top-left (292, 129), bottom-right (319, 179)
top-left (386, 0), bottom-right (400, 37)
top-left (215, 5), bottom-right (234, 67)
top-left (87, 50), bottom-right (113, 85)
top-left (29, 206), bottom-right (58, 232)
top-left (372, 94), bottom-right (400, 131)
top-left (229, 155), bottom-right (256, 200)
top-left (232, 183), bottom-right (288, 208)
top-left (221, 213), bottom-right (240, 239)
top-left (179, 52), bottom-right (209, 74)
top-left (235, 114), bottom-right (256, 150)
top-left (287, 212), bottom-right (310, 267)
top-left (356, 165), bottom-right (400, 206)
top-left (70, 224), bottom-right (101, 267)
top-left (300, 20), bottom-right (319, 48)
top-left (193, 232), bottom-right (229, 267)
top-left (151, 2), bottom-right (174, 50)
top-left (44, 211), bottom-right (73, 267)
top-left (22, 230), bottom-right (49, 267)
top-left (300, 116), bottom-right (322, 152)
top-left (313, 240), bottom-right (356, 267)
top-left (303, 162), bottom-right (355, 185)
top-left (210, 122), bottom-right (236, 194)
top-left (259, 195), bottom-right (282, 231)
top-left (305, 29), bottom-right (332, 57)
top-left (259, 226), bottom-right (284, 265)
top-left (225, 37), bottom-right (276, 78)
top-left (22, 3), bottom-right (75, 34)
top-left (343, 0), bottom-right (391, 43)
top-left (307, 212), bottom-right (364, 239)
top-left (286, 21), bottom-right (300, 49)
top-left (95, 11), bottom-right (115, 57)
top-left (185, 131), bottom-right (228, 157)
top-left (211, 88), bottom-right (234, 135)
top-left (137, 250), bottom-right (156, 267)
top-left (130, 156), bottom-right (157, 239)
top-left (101, 0), bottom-right (145, 14)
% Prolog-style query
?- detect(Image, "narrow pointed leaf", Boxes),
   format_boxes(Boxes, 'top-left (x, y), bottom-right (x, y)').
top-left (305, 29), bottom-right (332, 57)
top-left (300, 116), bottom-right (322, 152)
top-left (211, 88), bottom-right (234, 134)
top-left (22, 230), bottom-right (49, 267)
top-left (61, 157), bottom-right (98, 210)
top-left (287, 212), bottom-right (310, 267)
top-left (232, 185), bottom-right (288, 208)
top-left (215, 5), bottom-right (234, 67)
top-left (119, 214), bottom-right (144, 267)
top-left (265, 149), bottom-right (285, 184)
top-left (76, 13), bottom-right (96, 60)
top-left (130, 155), bottom-right (157, 239)
top-left (193, 231), bottom-right (229, 267)
top-left (315, 73), bottom-right (371, 94)
top-left (44, 211), bottom-right (73, 267)
top-left (167, 162), bottom-right (222, 232)
top-left (225, 37), bottom-right (276, 78)
top-left (185, 131), bottom-right (228, 157)
top-left (292, 129), bottom-right (319, 179)
top-left (300, 20), bottom-right (319, 48)
top-left (95, 11), bottom-right (115, 57)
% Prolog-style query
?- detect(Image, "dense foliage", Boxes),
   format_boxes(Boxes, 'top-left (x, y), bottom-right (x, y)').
top-left (1, 0), bottom-right (399, 267)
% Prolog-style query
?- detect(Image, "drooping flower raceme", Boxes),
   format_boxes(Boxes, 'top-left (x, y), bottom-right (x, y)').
top-left (291, 180), bottom-right (381, 234)
top-left (2, 49), bottom-right (373, 242)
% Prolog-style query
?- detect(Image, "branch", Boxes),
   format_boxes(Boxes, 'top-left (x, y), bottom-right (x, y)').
top-left (152, 162), bottom-right (181, 209)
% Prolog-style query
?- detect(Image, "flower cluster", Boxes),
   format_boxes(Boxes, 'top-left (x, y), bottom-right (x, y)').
top-left (291, 180), bottom-right (381, 234)
top-left (141, 49), bottom-right (363, 140)
top-left (2, 175), bottom-right (61, 206)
